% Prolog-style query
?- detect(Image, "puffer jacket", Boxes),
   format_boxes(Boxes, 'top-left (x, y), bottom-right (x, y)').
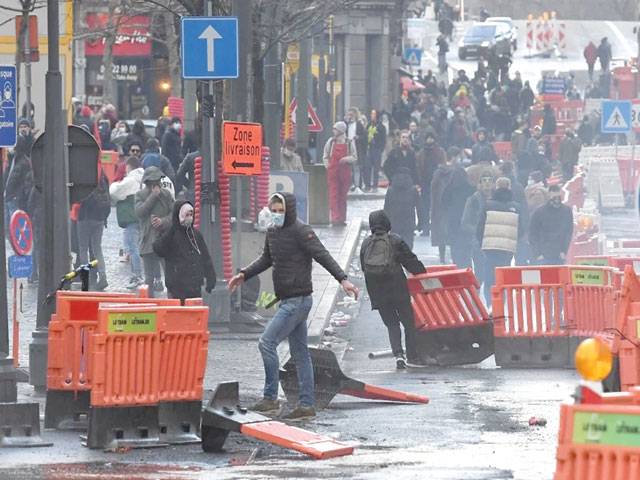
top-left (360, 210), bottom-right (425, 310)
top-left (477, 188), bottom-right (523, 254)
top-left (242, 192), bottom-right (347, 300)
top-left (153, 200), bottom-right (216, 299)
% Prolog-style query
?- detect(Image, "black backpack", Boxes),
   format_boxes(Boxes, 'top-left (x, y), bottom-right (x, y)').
top-left (362, 232), bottom-right (397, 276)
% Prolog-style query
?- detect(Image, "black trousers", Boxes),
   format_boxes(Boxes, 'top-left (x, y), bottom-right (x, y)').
top-left (378, 301), bottom-right (418, 360)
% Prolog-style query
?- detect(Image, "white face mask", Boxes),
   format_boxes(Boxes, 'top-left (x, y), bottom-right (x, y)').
top-left (173, 122), bottom-right (181, 130)
top-left (271, 212), bottom-right (285, 228)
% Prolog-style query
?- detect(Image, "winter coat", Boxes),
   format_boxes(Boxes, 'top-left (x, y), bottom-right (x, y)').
top-left (584, 43), bottom-right (598, 64)
top-left (79, 176), bottom-right (111, 223)
top-left (347, 120), bottom-right (368, 161)
top-left (383, 147), bottom-right (417, 184)
top-left (367, 122), bottom-right (387, 153)
top-left (430, 164), bottom-right (455, 246)
top-left (416, 143), bottom-right (446, 188)
top-left (280, 148), bottom-right (304, 172)
top-left (542, 109), bottom-right (557, 135)
top-left (161, 127), bottom-right (183, 171)
top-left (141, 152), bottom-right (176, 182)
top-left (442, 166), bottom-right (475, 242)
top-left (525, 182), bottom-right (549, 213)
top-left (360, 210), bottom-right (426, 310)
top-left (242, 192), bottom-right (347, 300)
top-left (174, 151), bottom-right (198, 202)
top-left (577, 121), bottom-right (594, 146)
top-left (558, 136), bottom-right (582, 168)
top-left (477, 188), bottom-right (523, 254)
top-left (462, 191), bottom-right (486, 248)
top-left (322, 136), bottom-right (358, 168)
top-left (529, 203), bottom-right (574, 259)
top-left (109, 167), bottom-right (143, 202)
top-left (134, 169), bottom-right (174, 255)
top-left (153, 200), bottom-right (216, 299)
top-left (5, 154), bottom-right (33, 210)
top-left (384, 171), bottom-right (419, 247)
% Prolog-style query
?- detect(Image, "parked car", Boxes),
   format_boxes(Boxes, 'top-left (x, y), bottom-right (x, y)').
top-left (485, 16), bottom-right (518, 51)
top-left (457, 22), bottom-right (511, 60)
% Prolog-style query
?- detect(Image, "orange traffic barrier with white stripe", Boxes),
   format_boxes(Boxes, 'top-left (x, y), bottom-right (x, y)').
top-left (492, 266), bottom-right (617, 367)
top-left (407, 268), bottom-right (493, 365)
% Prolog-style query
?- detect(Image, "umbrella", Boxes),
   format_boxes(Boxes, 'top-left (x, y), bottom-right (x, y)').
top-left (400, 76), bottom-right (426, 91)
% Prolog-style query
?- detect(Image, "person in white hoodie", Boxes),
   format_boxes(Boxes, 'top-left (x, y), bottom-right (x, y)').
top-left (110, 156), bottom-right (144, 289)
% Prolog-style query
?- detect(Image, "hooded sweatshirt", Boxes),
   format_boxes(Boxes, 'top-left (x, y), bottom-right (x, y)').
top-left (242, 192), bottom-right (347, 300)
top-left (153, 200), bottom-right (216, 299)
top-left (135, 166), bottom-right (174, 255)
top-left (360, 210), bottom-right (425, 309)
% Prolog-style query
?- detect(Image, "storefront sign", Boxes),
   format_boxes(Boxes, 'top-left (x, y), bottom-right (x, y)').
top-left (97, 63), bottom-right (139, 82)
top-left (85, 14), bottom-right (151, 57)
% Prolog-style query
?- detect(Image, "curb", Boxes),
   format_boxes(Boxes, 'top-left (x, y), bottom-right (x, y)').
top-left (307, 218), bottom-right (363, 344)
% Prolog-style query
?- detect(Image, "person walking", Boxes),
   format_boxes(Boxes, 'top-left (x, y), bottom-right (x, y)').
top-left (541, 104), bottom-right (557, 136)
top-left (135, 166), bottom-right (174, 295)
top-left (110, 156), bottom-right (144, 289)
top-left (597, 37), bottom-right (612, 73)
top-left (524, 171), bottom-right (549, 214)
top-left (558, 129), bottom-right (582, 182)
top-left (528, 185), bottom-right (574, 265)
top-left (584, 41), bottom-right (598, 80)
top-left (153, 200), bottom-right (216, 302)
top-left (416, 130), bottom-right (446, 236)
top-left (384, 167), bottom-right (419, 249)
top-left (77, 174), bottom-right (111, 291)
top-left (141, 138), bottom-right (176, 182)
top-left (436, 34), bottom-right (449, 74)
top-left (229, 193), bottom-right (358, 420)
top-left (364, 110), bottom-right (387, 192)
top-left (477, 177), bottom-right (523, 305)
top-left (360, 210), bottom-right (427, 369)
top-left (161, 117), bottom-right (183, 172)
top-left (322, 121), bottom-right (357, 226)
top-left (345, 107), bottom-right (368, 191)
top-left (383, 130), bottom-right (417, 184)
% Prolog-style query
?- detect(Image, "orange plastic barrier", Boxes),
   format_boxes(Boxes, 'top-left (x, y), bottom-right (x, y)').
top-left (492, 266), bottom-right (617, 367)
top-left (407, 268), bottom-right (489, 331)
top-left (47, 292), bottom-right (180, 392)
top-left (567, 235), bottom-right (600, 264)
top-left (240, 421), bottom-right (354, 460)
top-left (555, 389), bottom-right (640, 479)
top-left (90, 305), bottom-right (209, 407)
top-left (562, 174), bottom-right (585, 209)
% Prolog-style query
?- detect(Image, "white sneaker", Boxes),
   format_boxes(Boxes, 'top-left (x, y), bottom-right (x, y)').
top-left (395, 355), bottom-right (407, 370)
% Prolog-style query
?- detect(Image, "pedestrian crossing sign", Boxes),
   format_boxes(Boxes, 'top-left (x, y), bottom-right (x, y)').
top-left (601, 100), bottom-right (631, 134)
top-left (403, 48), bottom-right (423, 66)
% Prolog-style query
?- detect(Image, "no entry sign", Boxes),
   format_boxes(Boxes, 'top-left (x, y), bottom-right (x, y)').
top-left (9, 209), bottom-right (33, 255)
top-left (222, 121), bottom-right (263, 176)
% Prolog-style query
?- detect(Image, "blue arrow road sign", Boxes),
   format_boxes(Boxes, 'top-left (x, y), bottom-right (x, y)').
top-left (182, 17), bottom-right (239, 80)
top-left (0, 65), bottom-right (17, 148)
top-left (8, 254), bottom-right (32, 279)
top-left (601, 100), bottom-right (631, 134)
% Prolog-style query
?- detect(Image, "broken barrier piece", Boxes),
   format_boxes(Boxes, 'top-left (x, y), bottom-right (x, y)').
top-left (0, 402), bottom-right (52, 448)
top-left (280, 347), bottom-right (429, 409)
top-left (201, 381), bottom-right (354, 459)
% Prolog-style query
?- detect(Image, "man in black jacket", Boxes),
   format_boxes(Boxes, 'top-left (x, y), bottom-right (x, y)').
top-left (529, 185), bottom-right (574, 265)
top-left (229, 192), bottom-right (358, 420)
top-left (361, 210), bottom-right (426, 369)
top-left (161, 117), bottom-right (183, 171)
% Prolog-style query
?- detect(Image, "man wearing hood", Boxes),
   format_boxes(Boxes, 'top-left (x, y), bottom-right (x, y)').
top-left (141, 138), bottom-right (176, 183)
top-left (529, 185), bottom-right (573, 265)
top-left (361, 210), bottom-right (427, 369)
top-left (161, 117), bottom-right (183, 171)
top-left (110, 156), bottom-right (145, 289)
top-left (229, 193), bottom-right (358, 420)
top-left (477, 177), bottom-right (524, 305)
top-left (153, 200), bottom-right (216, 301)
top-left (471, 128), bottom-right (497, 165)
top-left (135, 166), bottom-right (174, 295)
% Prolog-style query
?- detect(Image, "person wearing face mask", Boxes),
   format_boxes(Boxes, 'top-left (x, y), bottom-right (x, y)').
top-left (135, 166), bottom-right (174, 296)
top-left (153, 200), bottom-right (216, 302)
top-left (229, 193), bottom-right (359, 420)
top-left (161, 116), bottom-right (183, 172)
top-left (528, 185), bottom-right (574, 265)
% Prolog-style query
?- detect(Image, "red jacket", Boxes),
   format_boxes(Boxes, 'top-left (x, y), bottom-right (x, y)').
top-left (584, 43), bottom-right (597, 64)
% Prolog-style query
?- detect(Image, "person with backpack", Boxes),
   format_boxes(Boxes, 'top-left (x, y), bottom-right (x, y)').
top-left (361, 210), bottom-right (427, 369)
top-left (110, 156), bottom-right (144, 289)
top-left (77, 173), bottom-right (111, 290)
top-left (322, 121), bottom-right (358, 226)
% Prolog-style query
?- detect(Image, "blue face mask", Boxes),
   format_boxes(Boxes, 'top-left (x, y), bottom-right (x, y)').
top-left (271, 212), bottom-right (285, 228)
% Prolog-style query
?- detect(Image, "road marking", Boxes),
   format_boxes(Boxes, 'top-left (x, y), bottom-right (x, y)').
top-left (606, 21), bottom-right (634, 58)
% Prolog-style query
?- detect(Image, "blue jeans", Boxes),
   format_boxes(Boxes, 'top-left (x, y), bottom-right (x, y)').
top-left (123, 223), bottom-right (142, 277)
top-left (259, 295), bottom-right (314, 407)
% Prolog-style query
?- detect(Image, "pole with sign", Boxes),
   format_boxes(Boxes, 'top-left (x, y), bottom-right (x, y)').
top-left (8, 210), bottom-right (33, 368)
top-left (222, 121), bottom-right (263, 278)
